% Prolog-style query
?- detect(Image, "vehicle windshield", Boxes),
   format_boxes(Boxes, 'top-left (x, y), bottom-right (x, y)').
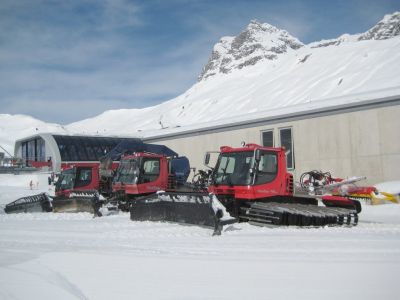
top-left (212, 151), bottom-right (254, 186)
top-left (55, 168), bottom-right (76, 191)
top-left (212, 150), bottom-right (278, 186)
top-left (114, 158), bottom-right (139, 184)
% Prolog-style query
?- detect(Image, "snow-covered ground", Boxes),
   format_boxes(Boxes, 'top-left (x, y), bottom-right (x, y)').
top-left (0, 173), bottom-right (400, 300)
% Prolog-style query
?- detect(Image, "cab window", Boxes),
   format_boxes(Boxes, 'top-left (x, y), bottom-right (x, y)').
top-left (255, 152), bottom-right (278, 185)
top-left (75, 168), bottom-right (92, 187)
top-left (140, 158), bottom-right (160, 183)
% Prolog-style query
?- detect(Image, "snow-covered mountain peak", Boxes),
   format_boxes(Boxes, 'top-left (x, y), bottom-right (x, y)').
top-left (245, 19), bottom-right (281, 35)
top-left (198, 20), bottom-right (304, 81)
top-left (309, 33), bottom-right (360, 48)
top-left (358, 11), bottom-right (400, 41)
top-left (308, 12), bottom-right (400, 48)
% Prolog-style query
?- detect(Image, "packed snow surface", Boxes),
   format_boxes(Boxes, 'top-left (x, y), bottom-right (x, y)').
top-left (375, 180), bottom-right (400, 195)
top-left (0, 173), bottom-right (399, 300)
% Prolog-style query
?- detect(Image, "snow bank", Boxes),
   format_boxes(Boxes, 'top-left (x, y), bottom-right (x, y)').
top-left (375, 181), bottom-right (400, 195)
top-left (0, 173), bottom-right (54, 208)
top-left (0, 173), bottom-right (50, 188)
top-left (0, 207), bottom-right (399, 300)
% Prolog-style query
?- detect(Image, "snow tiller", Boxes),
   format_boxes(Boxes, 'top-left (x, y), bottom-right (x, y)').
top-left (4, 193), bottom-right (53, 214)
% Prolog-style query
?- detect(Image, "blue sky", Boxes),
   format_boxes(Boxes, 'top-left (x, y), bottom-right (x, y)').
top-left (1, 0), bottom-right (399, 124)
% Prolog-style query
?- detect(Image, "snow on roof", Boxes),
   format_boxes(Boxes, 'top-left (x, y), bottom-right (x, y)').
top-left (140, 87), bottom-right (400, 139)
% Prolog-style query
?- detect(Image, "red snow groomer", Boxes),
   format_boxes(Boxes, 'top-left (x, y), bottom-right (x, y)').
top-left (206, 144), bottom-right (360, 225)
top-left (52, 140), bottom-right (190, 214)
top-left (5, 140), bottom-right (192, 215)
top-left (130, 143), bottom-right (361, 232)
top-left (110, 145), bottom-right (191, 211)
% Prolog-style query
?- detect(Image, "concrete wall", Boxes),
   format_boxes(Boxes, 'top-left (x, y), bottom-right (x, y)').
top-left (147, 104), bottom-right (400, 185)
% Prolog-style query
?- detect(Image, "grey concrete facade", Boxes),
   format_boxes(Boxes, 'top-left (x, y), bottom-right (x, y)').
top-left (145, 103), bottom-right (400, 185)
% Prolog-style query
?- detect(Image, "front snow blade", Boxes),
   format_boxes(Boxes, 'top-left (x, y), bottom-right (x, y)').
top-left (4, 193), bottom-right (53, 214)
top-left (130, 192), bottom-right (236, 235)
top-left (52, 190), bottom-right (99, 214)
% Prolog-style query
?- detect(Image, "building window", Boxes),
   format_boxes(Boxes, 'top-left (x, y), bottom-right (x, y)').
top-left (22, 138), bottom-right (46, 162)
top-left (21, 142), bottom-right (27, 161)
top-left (261, 130), bottom-right (274, 147)
top-left (37, 138), bottom-right (45, 161)
top-left (279, 127), bottom-right (294, 170)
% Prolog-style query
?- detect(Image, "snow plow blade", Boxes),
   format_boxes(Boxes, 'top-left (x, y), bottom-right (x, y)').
top-left (52, 190), bottom-right (101, 214)
top-left (130, 192), bottom-right (237, 235)
top-left (4, 193), bottom-right (53, 214)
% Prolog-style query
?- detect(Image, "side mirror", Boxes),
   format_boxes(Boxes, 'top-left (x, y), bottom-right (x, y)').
top-left (204, 152), bottom-right (210, 166)
top-left (255, 149), bottom-right (261, 162)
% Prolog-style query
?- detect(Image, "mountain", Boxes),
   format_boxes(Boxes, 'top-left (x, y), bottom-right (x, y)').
top-left (198, 20), bottom-right (304, 81)
top-left (66, 12), bottom-right (400, 136)
top-left (310, 11), bottom-right (400, 48)
top-left (359, 11), bottom-right (400, 40)
top-left (1, 12), bottom-right (400, 153)
top-left (0, 114), bottom-right (68, 155)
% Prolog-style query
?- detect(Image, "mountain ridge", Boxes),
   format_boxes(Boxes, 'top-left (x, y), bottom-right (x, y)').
top-left (198, 20), bottom-right (304, 81)
top-left (201, 12), bottom-right (400, 78)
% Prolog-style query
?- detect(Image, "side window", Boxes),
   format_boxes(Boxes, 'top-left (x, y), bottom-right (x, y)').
top-left (219, 156), bottom-right (235, 174)
top-left (255, 152), bottom-right (278, 185)
top-left (141, 159), bottom-right (160, 183)
top-left (261, 130), bottom-right (274, 147)
top-left (279, 127), bottom-right (294, 170)
top-left (214, 156), bottom-right (236, 184)
top-left (75, 168), bottom-right (92, 187)
top-left (258, 154), bottom-right (277, 173)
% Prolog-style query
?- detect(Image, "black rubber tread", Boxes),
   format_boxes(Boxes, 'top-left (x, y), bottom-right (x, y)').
top-left (240, 202), bottom-right (358, 227)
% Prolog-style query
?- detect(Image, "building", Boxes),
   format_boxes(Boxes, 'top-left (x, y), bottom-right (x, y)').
top-left (13, 95), bottom-right (400, 185)
top-left (14, 133), bottom-right (141, 172)
top-left (143, 94), bottom-right (400, 185)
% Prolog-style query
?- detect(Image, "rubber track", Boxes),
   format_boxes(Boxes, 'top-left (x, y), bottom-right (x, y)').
top-left (240, 202), bottom-right (358, 227)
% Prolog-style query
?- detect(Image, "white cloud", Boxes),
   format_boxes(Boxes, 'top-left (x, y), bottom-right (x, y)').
top-left (100, 0), bottom-right (143, 29)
